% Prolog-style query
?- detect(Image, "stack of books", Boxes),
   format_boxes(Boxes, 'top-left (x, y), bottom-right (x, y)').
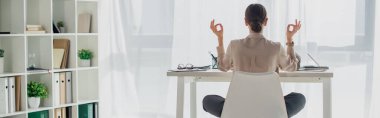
top-left (26, 25), bottom-right (46, 34)
top-left (53, 72), bottom-right (73, 106)
top-left (0, 76), bottom-right (23, 114)
top-left (53, 39), bottom-right (70, 69)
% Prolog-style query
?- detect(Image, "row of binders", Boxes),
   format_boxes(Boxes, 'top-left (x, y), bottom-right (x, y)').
top-left (54, 72), bottom-right (73, 106)
top-left (0, 76), bottom-right (22, 114)
top-left (29, 103), bottom-right (98, 118)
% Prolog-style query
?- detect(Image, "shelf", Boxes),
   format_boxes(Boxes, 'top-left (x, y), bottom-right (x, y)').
top-left (77, 33), bottom-right (98, 36)
top-left (27, 70), bottom-right (50, 75)
top-left (77, 100), bottom-right (99, 105)
top-left (77, 2), bottom-right (98, 33)
top-left (27, 74), bottom-right (54, 108)
top-left (77, 0), bottom-right (98, 2)
top-left (26, 34), bottom-right (52, 37)
top-left (27, 106), bottom-right (53, 113)
top-left (77, 66), bottom-right (98, 71)
top-left (0, 36), bottom-right (26, 73)
top-left (0, 111), bottom-right (27, 118)
top-left (78, 69), bottom-right (99, 101)
top-left (30, 67), bottom-right (99, 73)
top-left (0, 72), bottom-right (26, 77)
top-left (1, 103), bottom-right (85, 117)
top-left (52, 68), bottom-right (77, 73)
top-left (77, 36), bottom-right (98, 67)
top-left (53, 0), bottom-right (76, 33)
top-left (53, 36), bottom-right (77, 69)
top-left (27, 36), bottom-right (53, 70)
top-left (55, 103), bottom-right (77, 108)
top-left (0, 0), bottom-right (24, 34)
top-left (0, 1), bottom-right (99, 117)
top-left (26, 0), bottom-right (52, 33)
top-left (0, 34), bottom-right (25, 37)
top-left (53, 33), bottom-right (76, 36)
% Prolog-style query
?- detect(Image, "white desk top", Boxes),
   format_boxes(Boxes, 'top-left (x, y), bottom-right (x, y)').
top-left (167, 69), bottom-right (333, 78)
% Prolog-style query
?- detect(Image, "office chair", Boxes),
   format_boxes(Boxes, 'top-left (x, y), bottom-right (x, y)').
top-left (221, 71), bottom-right (288, 118)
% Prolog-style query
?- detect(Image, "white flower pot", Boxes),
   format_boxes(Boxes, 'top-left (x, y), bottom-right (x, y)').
top-left (28, 97), bottom-right (40, 109)
top-left (0, 58), bottom-right (4, 73)
top-left (59, 27), bottom-right (65, 33)
top-left (79, 59), bottom-right (91, 67)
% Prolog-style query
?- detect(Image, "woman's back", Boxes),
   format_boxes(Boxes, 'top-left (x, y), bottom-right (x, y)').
top-left (217, 33), bottom-right (299, 73)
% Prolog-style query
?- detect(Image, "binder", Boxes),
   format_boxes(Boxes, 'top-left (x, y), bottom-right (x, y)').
top-left (55, 108), bottom-right (62, 118)
top-left (8, 77), bottom-right (16, 113)
top-left (60, 73), bottom-right (66, 104)
top-left (79, 103), bottom-right (93, 118)
top-left (0, 78), bottom-right (8, 114)
top-left (15, 76), bottom-right (21, 111)
top-left (88, 104), bottom-right (94, 118)
top-left (65, 72), bottom-right (72, 103)
top-left (29, 110), bottom-right (49, 118)
top-left (94, 103), bottom-right (98, 118)
top-left (62, 108), bottom-right (67, 118)
top-left (78, 13), bottom-right (92, 33)
top-left (53, 39), bottom-right (70, 69)
top-left (53, 49), bottom-right (65, 69)
top-left (66, 107), bottom-right (72, 118)
top-left (54, 73), bottom-right (60, 106)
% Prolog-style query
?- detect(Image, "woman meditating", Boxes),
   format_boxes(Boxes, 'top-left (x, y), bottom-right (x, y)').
top-left (203, 3), bottom-right (306, 118)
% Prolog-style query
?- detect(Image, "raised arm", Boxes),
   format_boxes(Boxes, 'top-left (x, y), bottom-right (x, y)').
top-left (278, 19), bottom-right (301, 71)
top-left (210, 19), bottom-right (224, 47)
top-left (210, 19), bottom-right (232, 71)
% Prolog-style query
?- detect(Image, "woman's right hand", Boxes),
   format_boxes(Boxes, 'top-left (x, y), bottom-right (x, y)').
top-left (210, 19), bottom-right (224, 39)
top-left (286, 19), bottom-right (301, 43)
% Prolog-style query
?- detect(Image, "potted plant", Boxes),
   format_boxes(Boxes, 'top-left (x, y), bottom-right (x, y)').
top-left (0, 49), bottom-right (4, 73)
top-left (27, 81), bottom-right (48, 109)
top-left (57, 21), bottom-right (65, 33)
top-left (78, 49), bottom-right (93, 67)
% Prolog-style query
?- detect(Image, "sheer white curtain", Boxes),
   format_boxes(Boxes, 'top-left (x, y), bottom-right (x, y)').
top-left (369, 0), bottom-right (380, 117)
top-left (98, 0), bottom-right (141, 117)
top-left (172, 0), bottom-right (377, 118)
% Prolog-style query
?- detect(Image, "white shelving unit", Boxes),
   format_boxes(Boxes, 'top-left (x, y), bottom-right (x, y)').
top-left (0, 0), bottom-right (99, 117)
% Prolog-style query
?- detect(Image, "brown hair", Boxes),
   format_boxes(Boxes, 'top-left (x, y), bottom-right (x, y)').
top-left (245, 4), bottom-right (267, 32)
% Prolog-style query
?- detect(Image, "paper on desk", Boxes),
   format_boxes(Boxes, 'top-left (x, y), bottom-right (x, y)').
top-left (169, 68), bottom-right (209, 72)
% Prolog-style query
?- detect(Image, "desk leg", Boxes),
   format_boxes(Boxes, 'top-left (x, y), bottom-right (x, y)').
top-left (323, 78), bottom-right (332, 118)
top-left (190, 79), bottom-right (197, 118)
top-left (177, 76), bottom-right (185, 118)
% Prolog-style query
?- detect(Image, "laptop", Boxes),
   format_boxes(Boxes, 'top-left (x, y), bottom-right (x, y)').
top-left (298, 53), bottom-right (329, 71)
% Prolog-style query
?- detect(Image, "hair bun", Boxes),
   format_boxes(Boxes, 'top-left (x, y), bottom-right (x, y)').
top-left (251, 22), bottom-right (262, 32)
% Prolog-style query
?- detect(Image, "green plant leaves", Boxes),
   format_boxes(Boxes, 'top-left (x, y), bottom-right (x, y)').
top-left (57, 21), bottom-right (64, 27)
top-left (78, 49), bottom-right (93, 60)
top-left (27, 81), bottom-right (48, 98)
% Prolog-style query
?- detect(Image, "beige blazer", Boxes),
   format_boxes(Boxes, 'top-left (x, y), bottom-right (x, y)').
top-left (217, 32), bottom-right (299, 73)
